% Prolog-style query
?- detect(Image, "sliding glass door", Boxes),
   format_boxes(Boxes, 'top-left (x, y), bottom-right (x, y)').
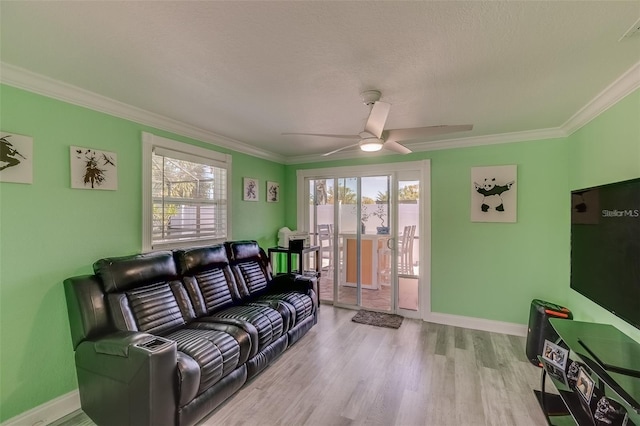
top-left (308, 176), bottom-right (390, 309)
top-left (300, 161), bottom-right (428, 317)
top-left (396, 171), bottom-right (421, 314)
top-left (331, 176), bottom-right (394, 310)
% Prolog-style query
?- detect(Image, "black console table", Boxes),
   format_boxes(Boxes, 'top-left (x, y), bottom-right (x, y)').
top-left (535, 319), bottom-right (640, 425)
top-left (268, 245), bottom-right (320, 276)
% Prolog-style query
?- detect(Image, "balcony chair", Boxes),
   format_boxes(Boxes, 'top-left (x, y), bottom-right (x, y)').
top-left (317, 224), bottom-right (334, 271)
top-left (398, 225), bottom-right (416, 275)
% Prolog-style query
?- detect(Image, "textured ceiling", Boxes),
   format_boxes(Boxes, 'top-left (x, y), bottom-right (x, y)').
top-left (1, 1), bottom-right (639, 161)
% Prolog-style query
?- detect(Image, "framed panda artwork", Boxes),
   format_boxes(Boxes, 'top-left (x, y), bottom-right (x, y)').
top-left (471, 165), bottom-right (517, 223)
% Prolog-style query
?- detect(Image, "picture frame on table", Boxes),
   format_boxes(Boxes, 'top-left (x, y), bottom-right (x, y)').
top-left (543, 359), bottom-right (569, 388)
top-left (594, 396), bottom-right (629, 426)
top-left (542, 339), bottom-right (569, 370)
top-left (575, 366), bottom-right (595, 404)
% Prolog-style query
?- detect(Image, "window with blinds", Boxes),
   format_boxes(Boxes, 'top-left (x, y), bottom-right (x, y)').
top-left (143, 133), bottom-right (231, 251)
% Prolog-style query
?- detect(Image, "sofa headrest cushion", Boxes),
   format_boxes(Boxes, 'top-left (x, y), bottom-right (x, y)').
top-left (226, 240), bottom-right (260, 262)
top-left (94, 251), bottom-right (178, 293)
top-left (174, 244), bottom-right (229, 275)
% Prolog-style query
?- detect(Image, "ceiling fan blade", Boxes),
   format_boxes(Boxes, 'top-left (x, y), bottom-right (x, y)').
top-left (282, 132), bottom-right (360, 139)
top-left (364, 101), bottom-right (391, 139)
top-left (383, 140), bottom-right (412, 155)
top-left (384, 124), bottom-right (473, 143)
top-left (322, 143), bottom-right (360, 156)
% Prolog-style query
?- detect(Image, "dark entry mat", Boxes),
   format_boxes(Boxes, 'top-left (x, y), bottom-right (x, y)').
top-left (351, 310), bottom-right (403, 329)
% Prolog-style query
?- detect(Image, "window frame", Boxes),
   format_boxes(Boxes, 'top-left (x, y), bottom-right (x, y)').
top-left (142, 132), bottom-right (232, 252)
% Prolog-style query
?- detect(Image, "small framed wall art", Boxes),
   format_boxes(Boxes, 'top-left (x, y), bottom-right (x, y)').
top-left (0, 132), bottom-right (33, 184)
top-left (70, 146), bottom-right (117, 190)
top-left (267, 181), bottom-right (279, 202)
top-left (471, 165), bottom-right (517, 223)
top-left (243, 177), bottom-right (258, 201)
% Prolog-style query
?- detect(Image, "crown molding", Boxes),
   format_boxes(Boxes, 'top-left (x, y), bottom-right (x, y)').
top-left (562, 60), bottom-right (640, 135)
top-left (401, 127), bottom-right (567, 152)
top-left (0, 62), bottom-right (286, 164)
top-left (2, 60), bottom-right (638, 166)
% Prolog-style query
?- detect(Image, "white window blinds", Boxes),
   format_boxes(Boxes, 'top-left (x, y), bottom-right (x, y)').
top-left (143, 133), bottom-right (231, 250)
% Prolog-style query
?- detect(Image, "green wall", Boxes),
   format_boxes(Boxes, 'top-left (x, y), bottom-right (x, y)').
top-left (428, 140), bottom-right (569, 324)
top-left (286, 138), bottom-right (569, 326)
top-left (566, 89), bottom-right (640, 341)
top-left (0, 84), bottom-right (286, 422)
top-left (285, 88), bottom-right (639, 343)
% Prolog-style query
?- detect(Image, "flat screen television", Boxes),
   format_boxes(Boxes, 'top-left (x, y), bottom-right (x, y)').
top-left (570, 177), bottom-right (640, 330)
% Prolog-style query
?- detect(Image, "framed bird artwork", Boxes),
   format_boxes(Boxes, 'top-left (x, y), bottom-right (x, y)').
top-left (70, 146), bottom-right (118, 190)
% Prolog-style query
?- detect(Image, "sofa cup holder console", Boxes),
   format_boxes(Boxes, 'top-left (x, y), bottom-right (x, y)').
top-left (136, 337), bottom-right (173, 352)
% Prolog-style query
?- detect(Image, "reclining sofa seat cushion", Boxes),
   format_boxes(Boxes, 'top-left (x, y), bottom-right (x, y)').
top-left (173, 244), bottom-right (295, 332)
top-left (94, 251), bottom-right (250, 405)
top-left (173, 244), bottom-right (286, 357)
top-left (225, 241), bottom-right (316, 329)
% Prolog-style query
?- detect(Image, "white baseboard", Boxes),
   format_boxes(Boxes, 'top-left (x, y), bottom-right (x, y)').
top-left (425, 311), bottom-right (528, 337)
top-left (2, 390), bottom-right (80, 426)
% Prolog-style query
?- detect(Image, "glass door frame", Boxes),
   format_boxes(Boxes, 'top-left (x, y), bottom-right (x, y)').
top-left (296, 160), bottom-right (431, 319)
top-left (333, 175), bottom-right (394, 311)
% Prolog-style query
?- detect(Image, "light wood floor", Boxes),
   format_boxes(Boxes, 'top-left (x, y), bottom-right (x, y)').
top-left (319, 280), bottom-right (393, 311)
top-left (51, 306), bottom-right (549, 426)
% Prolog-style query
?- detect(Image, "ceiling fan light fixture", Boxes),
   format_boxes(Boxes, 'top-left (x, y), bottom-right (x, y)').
top-left (359, 138), bottom-right (384, 152)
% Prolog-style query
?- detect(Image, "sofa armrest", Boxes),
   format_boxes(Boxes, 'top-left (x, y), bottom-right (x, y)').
top-left (293, 275), bottom-right (318, 295)
top-left (75, 331), bottom-right (178, 426)
top-left (270, 273), bottom-right (315, 293)
top-left (89, 330), bottom-right (164, 357)
top-left (294, 275), bottom-right (319, 310)
top-left (269, 274), bottom-right (319, 309)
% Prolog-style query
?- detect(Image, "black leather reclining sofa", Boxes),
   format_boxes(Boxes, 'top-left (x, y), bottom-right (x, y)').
top-left (64, 240), bottom-right (318, 426)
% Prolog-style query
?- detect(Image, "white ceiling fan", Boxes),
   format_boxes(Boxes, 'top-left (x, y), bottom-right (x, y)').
top-left (283, 90), bottom-right (473, 156)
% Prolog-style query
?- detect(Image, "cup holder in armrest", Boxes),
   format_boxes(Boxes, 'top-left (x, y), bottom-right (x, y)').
top-left (136, 337), bottom-right (172, 352)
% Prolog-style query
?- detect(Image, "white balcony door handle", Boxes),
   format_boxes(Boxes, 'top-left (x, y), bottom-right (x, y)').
top-left (386, 238), bottom-right (395, 250)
